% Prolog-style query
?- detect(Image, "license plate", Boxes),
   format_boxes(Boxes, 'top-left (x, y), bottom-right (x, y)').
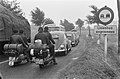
top-left (9, 57), bottom-right (15, 61)
top-left (35, 59), bottom-right (43, 64)
top-left (39, 59), bottom-right (43, 64)
top-left (35, 58), bottom-right (39, 64)
top-left (9, 57), bottom-right (15, 66)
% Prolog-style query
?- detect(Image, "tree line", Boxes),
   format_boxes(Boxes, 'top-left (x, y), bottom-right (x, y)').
top-left (0, 0), bottom-right (99, 32)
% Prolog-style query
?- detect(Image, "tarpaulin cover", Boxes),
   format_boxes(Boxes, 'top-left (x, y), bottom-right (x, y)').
top-left (0, 4), bottom-right (31, 41)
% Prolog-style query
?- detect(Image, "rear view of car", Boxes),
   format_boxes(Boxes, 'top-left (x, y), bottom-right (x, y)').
top-left (71, 32), bottom-right (80, 46)
top-left (51, 31), bottom-right (71, 55)
top-left (65, 32), bottom-right (75, 46)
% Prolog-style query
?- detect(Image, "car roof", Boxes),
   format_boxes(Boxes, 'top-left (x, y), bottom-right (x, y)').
top-left (50, 31), bottom-right (65, 35)
top-left (44, 24), bottom-right (56, 27)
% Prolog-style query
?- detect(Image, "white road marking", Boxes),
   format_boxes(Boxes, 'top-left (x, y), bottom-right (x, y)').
top-left (72, 57), bottom-right (79, 60)
top-left (0, 60), bottom-right (8, 65)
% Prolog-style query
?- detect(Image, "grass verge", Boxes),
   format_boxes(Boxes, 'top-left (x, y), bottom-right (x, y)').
top-left (56, 36), bottom-right (119, 79)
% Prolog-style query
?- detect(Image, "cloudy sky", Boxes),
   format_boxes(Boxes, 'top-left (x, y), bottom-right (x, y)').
top-left (10, 0), bottom-right (118, 25)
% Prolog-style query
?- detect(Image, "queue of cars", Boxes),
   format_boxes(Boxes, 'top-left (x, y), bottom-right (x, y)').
top-left (44, 24), bottom-right (80, 56)
top-left (65, 31), bottom-right (79, 47)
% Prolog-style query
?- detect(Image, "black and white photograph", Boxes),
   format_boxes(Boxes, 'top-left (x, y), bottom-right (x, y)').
top-left (0, 0), bottom-right (119, 79)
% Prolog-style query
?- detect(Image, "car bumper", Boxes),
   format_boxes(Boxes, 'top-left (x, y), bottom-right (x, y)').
top-left (55, 49), bottom-right (66, 52)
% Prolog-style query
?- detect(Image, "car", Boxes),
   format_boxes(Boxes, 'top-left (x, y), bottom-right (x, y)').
top-left (72, 32), bottom-right (80, 46)
top-left (50, 31), bottom-right (72, 55)
top-left (71, 29), bottom-right (80, 45)
top-left (65, 31), bottom-right (76, 47)
top-left (44, 24), bottom-right (65, 32)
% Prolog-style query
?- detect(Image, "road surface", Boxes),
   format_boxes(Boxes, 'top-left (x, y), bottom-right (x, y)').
top-left (0, 32), bottom-right (88, 79)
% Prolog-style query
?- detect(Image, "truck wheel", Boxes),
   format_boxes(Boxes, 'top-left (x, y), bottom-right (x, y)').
top-left (39, 64), bottom-right (44, 69)
top-left (27, 38), bottom-right (31, 43)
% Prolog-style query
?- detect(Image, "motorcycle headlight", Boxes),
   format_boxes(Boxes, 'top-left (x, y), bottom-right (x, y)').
top-left (30, 49), bottom-right (34, 56)
top-left (40, 50), bottom-right (42, 54)
top-left (60, 45), bottom-right (65, 49)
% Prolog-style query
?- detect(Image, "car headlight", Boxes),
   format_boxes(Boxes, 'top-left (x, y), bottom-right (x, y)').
top-left (59, 45), bottom-right (65, 49)
top-left (60, 45), bottom-right (64, 48)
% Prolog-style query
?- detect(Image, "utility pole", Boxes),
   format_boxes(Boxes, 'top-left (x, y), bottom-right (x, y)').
top-left (117, 0), bottom-right (120, 56)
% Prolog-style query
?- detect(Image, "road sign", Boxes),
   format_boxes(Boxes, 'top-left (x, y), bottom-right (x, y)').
top-left (94, 25), bottom-right (117, 34)
top-left (97, 6), bottom-right (114, 25)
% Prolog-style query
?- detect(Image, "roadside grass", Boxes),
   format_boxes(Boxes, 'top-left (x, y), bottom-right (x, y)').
top-left (56, 34), bottom-right (119, 79)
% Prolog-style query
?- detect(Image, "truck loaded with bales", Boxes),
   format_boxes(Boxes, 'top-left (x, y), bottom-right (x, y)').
top-left (0, 4), bottom-right (31, 54)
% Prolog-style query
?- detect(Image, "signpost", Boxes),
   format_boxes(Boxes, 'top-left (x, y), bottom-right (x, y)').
top-left (96, 6), bottom-right (115, 62)
top-left (97, 6), bottom-right (114, 26)
top-left (94, 25), bottom-right (117, 35)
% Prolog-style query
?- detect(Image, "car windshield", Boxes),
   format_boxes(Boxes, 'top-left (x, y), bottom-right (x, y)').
top-left (52, 34), bottom-right (59, 39)
top-left (49, 27), bottom-right (60, 31)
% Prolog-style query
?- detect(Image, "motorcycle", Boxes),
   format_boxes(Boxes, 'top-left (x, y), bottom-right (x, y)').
top-left (30, 40), bottom-right (55, 68)
top-left (4, 44), bottom-right (29, 67)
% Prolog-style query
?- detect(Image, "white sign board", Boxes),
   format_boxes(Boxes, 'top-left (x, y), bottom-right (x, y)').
top-left (94, 25), bottom-right (117, 34)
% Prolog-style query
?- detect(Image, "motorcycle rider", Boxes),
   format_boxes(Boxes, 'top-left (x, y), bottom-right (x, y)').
top-left (10, 30), bottom-right (30, 62)
top-left (43, 26), bottom-right (57, 65)
top-left (34, 27), bottom-right (49, 45)
top-left (33, 27), bottom-right (49, 61)
top-left (19, 30), bottom-right (32, 62)
top-left (19, 30), bottom-right (29, 48)
top-left (10, 30), bottom-right (21, 44)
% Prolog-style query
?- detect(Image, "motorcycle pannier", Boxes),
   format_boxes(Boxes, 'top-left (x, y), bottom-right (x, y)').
top-left (4, 44), bottom-right (23, 53)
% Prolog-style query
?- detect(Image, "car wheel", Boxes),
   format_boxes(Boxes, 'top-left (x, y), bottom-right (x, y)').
top-left (64, 46), bottom-right (68, 56)
top-left (69, 47), bottom-right (72, 51)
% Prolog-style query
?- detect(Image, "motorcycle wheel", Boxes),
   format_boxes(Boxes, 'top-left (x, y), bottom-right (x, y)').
top-left (9, 61), bottom-right (15, 67)
top-left (39, 64), bottom-right (44, 69)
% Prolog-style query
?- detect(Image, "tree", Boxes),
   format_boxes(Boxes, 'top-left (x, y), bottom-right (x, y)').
top-left (0, 0), bottom-right (23, 15)
top-left (86, 5), bottom-right (100, 40)
top-left (31, 7), bottom-right (45, 26)
top-left (86, 15), bottom-right (93, 24)
top-left (89, 5), bottom-right (99, 24)
top-left (75, 18), bottom-right (84, 35)
top-left (85, 16), bottom-right (92, 36)
top-left (60, 19), bottom-right (74, 31)
top-left (42, 18), bottom-right (54, 26)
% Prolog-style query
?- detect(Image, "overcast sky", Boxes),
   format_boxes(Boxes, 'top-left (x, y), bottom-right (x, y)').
top-left (10, 0), bottom-right (118, 25)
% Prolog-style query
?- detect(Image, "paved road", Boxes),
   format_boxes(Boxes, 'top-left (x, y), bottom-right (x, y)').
top-left (0, 33), bottom-right (87, 79)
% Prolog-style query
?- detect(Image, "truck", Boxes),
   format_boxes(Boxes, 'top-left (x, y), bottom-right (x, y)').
top-left (0, 4), bottom-right (31, 54)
